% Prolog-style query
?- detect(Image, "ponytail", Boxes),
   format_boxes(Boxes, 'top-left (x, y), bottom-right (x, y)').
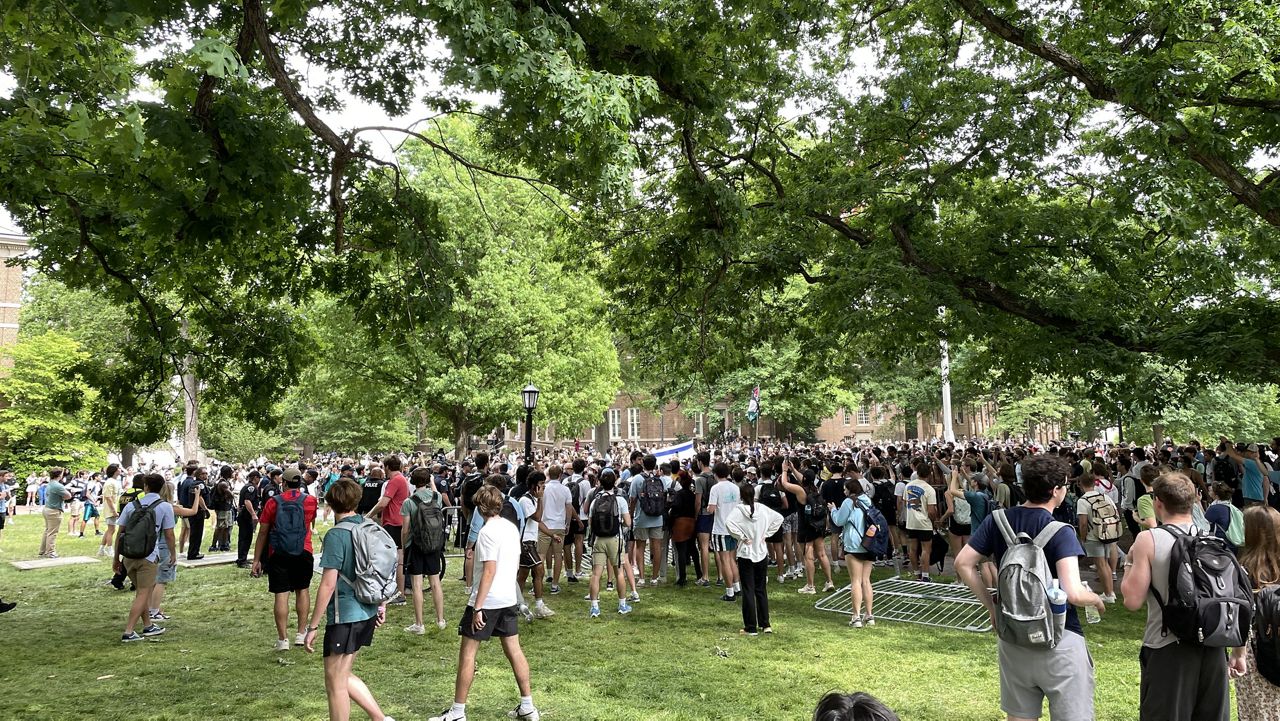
top-left (739, 481), bottom-right (755, 518)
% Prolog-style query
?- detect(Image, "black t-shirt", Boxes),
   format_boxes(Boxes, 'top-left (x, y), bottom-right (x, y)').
top-left (673, 487), bottom-right (697, 519)
top-left (821, 478), bottom-right (845, 505)
top-left (356, 477), bottom-right (384, 516)
top-left (67, 480), bottom-right (86, 501)
top-left (210, 481), bottom-right (234, 512)
top-left (177, 476), bottom-right (195, 507)
top-left (238, 483), bottom-right (258, 518)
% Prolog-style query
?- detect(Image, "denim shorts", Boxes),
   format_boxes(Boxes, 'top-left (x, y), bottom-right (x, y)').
top-left (156, 546), bottom-right (177, 584)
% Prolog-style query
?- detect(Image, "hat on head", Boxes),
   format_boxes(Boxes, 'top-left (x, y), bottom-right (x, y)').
top-left (1247, 443), bottom-right (1260, 453)
top-left (746, 467), bottom-right (757, 475)
top-left (282, 467), bottom-right (301, 484)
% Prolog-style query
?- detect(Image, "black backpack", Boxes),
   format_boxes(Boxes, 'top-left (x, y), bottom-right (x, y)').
top-left (120, 499), bottom-right (162, 559)
top-left (638, 473), bottom-right (667, 517)
top-left (1151, 525), bottom-right (1253, 647)
top-left (589, 491), bottom-right (620, 538)
top-left (1214, 456), bottom-right (1240, 489)
top-left (804, 493), bottom-right (828, 534)
top-left (872, 481), bottom-right (896, 523)
top-left (1253, 585), bottom-right (1280, 687)
top-left (1007, 482), bottom-right (1027, 507)
top-left (758, 482), bottom-right (785, 512)
top-left (408, 493), bottom-right (447, 555)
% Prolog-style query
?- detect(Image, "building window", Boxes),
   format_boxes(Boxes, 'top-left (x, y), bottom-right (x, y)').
top-left (608, 409), bottom-right (622, 440)
top-left (694, 412), bottom-right (705, 437)
top-left (627, 408), bottom-right (641, 439)
top-left (842, 409), bottom-right (850, 426)
top-left (858, 404), bottom-right (871, 425)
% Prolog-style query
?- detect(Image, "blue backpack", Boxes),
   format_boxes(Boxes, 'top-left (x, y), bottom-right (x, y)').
top-left (856, 498), bottom-right (892, 559)
top-left (269, 493), bottom-right (308, 555)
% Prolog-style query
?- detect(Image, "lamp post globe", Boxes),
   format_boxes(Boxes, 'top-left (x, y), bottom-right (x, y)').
top-left (522, 384), bottom-right (539, 465)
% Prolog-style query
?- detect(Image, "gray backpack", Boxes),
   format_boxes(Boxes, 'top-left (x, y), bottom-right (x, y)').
top-left (992, 510), bottom-right (1069, 649)
top-left (330, 517), bottom-right (400, 619)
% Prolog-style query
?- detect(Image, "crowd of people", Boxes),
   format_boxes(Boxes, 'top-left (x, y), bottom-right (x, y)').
top-left (12, 434), bottom-right (1280, 721)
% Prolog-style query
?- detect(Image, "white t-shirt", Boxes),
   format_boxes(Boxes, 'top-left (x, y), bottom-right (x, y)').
top-left (518, 496), bottom-right (540, 542)
top-left (708, 479), bottom-right (740, 535)
top-left (470, 516), bottom-right (521, 610)
top-left (902, 480), bottom-right (936, 531)
top-left (542, 481), bottom-right (572, 530)
top-left (578, 478), bottom-right (594, 517)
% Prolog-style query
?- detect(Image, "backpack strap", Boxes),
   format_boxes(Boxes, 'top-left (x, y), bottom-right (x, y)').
top-left (992, 509), bottom-right (1019, 546)
top-left (1031, 520), bottom-right (1068, 549)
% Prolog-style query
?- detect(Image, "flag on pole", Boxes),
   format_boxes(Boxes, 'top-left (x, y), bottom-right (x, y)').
top-left (651, 440), bottom-right (697, 463)
top-left (746, 386), bottom-right (761, 423)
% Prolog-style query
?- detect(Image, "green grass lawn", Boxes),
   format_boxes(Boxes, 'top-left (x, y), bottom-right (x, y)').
top-left (0, 511), bottom-right (1159, 720)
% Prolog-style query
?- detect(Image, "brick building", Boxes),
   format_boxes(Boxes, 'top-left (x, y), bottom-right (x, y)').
top-left (0, 231), bottom-right (27, 353)
top-left (508, 391), bottom-right (1066, 451)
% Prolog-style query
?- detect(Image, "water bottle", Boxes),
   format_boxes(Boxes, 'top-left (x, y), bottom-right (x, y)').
top-left (1047, 579), bottom-right (1068, 616)
top-left (1082, 581), bottom-right (1101, 624)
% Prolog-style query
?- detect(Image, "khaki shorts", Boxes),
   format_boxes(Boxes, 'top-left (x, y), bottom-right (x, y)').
top-left (590, 535), bottom-right (622, 569)
top-left (123, 557), bottom-right (159, 589)
top-left (633, 525), bottom-right (666, 541)
top-left (537, 528), bottom-right (565, 560)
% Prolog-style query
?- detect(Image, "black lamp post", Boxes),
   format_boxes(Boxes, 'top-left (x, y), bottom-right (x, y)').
top-left (522, 384), bottom-right (539, 465)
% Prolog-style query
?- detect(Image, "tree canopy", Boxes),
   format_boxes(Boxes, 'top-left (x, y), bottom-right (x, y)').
top-left (2, 0), bottom-right (1277, 440)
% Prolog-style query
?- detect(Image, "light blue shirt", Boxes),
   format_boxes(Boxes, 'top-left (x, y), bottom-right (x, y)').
top-left (831, 494), bottom-right (872, 554)
top-left (628, 474), bottom-right (673, 529)
top-left (116, 493), bottom-right (176, 563)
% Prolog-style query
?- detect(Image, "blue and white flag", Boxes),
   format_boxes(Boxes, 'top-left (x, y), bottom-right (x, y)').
top-left (652, 440), bottom-right (697, 463)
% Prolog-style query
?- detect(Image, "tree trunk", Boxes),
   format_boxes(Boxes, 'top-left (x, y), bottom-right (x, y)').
top-left (179, 319), bottom-right (202, 465)
top-left (452, 415), bottom-right (470, 461)
top-left (414, 408), bottom-right (430, 453)
top-left (121, 444), bottom-right (136, 468)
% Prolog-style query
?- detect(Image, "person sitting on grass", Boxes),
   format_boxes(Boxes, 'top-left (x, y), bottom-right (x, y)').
top-left (113, 473), bottom-right (175, 642)
top-left (303, 479), bottom-right (395, 721)
top-left (429, 485), bottom-right (540, 721)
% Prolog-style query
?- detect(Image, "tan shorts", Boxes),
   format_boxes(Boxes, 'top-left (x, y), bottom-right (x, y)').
top-left (123, 557), bottom-right (158, 589)
top-left (590, 535), bottom-right (622, 569)
top-left (537, 528), bottom-right (565, 559)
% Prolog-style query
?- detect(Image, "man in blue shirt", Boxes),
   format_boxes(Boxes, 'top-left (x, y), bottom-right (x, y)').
top-left (956, 455), bottom-right (1104, 721)
top-left (1221, 437), bottom-right (1268, 506)
top-left (113, 474), bottom-right (176, 641)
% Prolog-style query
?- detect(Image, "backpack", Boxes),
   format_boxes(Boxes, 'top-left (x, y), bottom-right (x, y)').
top-left (500, 496), bottom-right (526, 536)
top-left (408, 493), bottom-right (447, 555)
top-left (461, 472), bottom-right (485, 510)
top-left (1225, 504), bottom-right (1246, 547)
top-left (854, 498), bottom-right (891, 559)
top-left (120, 499), bottom-right (162, 560)
top-left (331, 518), bottom-right (399, 617)
top-left (952, 494), bottom-right (972, 525)
top-left (1214, 456), bottom-right (1240, 489)
top-left (1253, 585), bottom-right (1280, 687)
top-left (758, 482), bottom-right (785, 512)
top-left (638, 473), bottom-right (667, 517)
top-left (1151, 524), bottom-right (1253, 647)
top-left (268, 493), bottom-right (308, 556)
top-left (1083, 491), bottom-right (1123, 542)
top-left (872, 481), bottom-right (896, 523)
top-left (804, 493), bottom-right (828, 534)
top-left (589, 491), bottom-right (620, 538)
top-left (991, 510), bottom-right (1069, 649)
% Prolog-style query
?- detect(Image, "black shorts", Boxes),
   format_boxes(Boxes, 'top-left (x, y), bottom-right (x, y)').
top-left (849, 551), bottom-right (876, 562)
top-left (404, 546), bottom-right (443, 577)
top-left (519, 540), bottom-right (543, 569)
top-left (797, 523), bottom-right (827, 544)
top-left (266, 551), bottom-right (314, 594)
top-left (766, 529), bottom-right (784, 544)
top-left (949, 520), bottom-right (972, 536)
top-left (459, 605), bottom-right (519, 641)
top-left (323, 617), bottom-right (377, 657)
top-left (565, 519), bottom-right (584, 542)
top-left (383, 524), bottom-right (403, 550)
top-left (906, 528), bottom-right (934, 542)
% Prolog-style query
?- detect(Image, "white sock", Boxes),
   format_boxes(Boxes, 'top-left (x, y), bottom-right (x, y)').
top-left (733, 582), bottom-right (741, 592)
top-left (519, 696), bottom-right (534, 712)
top-left (535, 598), bottom-right (546, 608)
top-left (450, 702), bottom-right (466, 715)
top-left (148, 608), bottom-right (158, 616)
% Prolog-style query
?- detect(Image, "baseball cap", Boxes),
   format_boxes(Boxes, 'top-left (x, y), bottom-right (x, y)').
top-left (282, 467), bottom-right (302, 484)
top-left (1247, 443), bottom-right (1260, 453)
top-left (746, 467), bottom-right (758, 475)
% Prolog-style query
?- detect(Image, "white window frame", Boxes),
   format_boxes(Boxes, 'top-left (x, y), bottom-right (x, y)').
top-left (608, 409), bottom-right (622, 440)
top-left (694, 412), bottom-right (705, 437)
top-left (842, 408), bottom-right (851, 426)
top-left (627, 408), bottom-right (641, 440)
top-left (857, 404), bottom-right (871, 425)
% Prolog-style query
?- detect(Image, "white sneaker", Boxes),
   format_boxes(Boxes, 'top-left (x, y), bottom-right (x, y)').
top-left (508, 705), bottom-right (541, 721)
top-left (519, 604), bottom-right (534, 622)
top-left (532, 605), bottom-right (556, 619)
top-left (797, 585), bottom-right (816, 595)
top-left (437, 619), bottom-right (448, 630)
top-left (294, 632), bottom-right (306, 646)
top-left (1101, 593), bottom-right (1117, 604)
top-left (777, 575), bottom-right (786, 584)
top-left (429, 709), bottom-right (467, 721)
top-left (405, 623), bottom-right (425, 635)
top-left (849, 615), bottom-right (863, 628)
top-left (274, 639), bottom-right (290, 652)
